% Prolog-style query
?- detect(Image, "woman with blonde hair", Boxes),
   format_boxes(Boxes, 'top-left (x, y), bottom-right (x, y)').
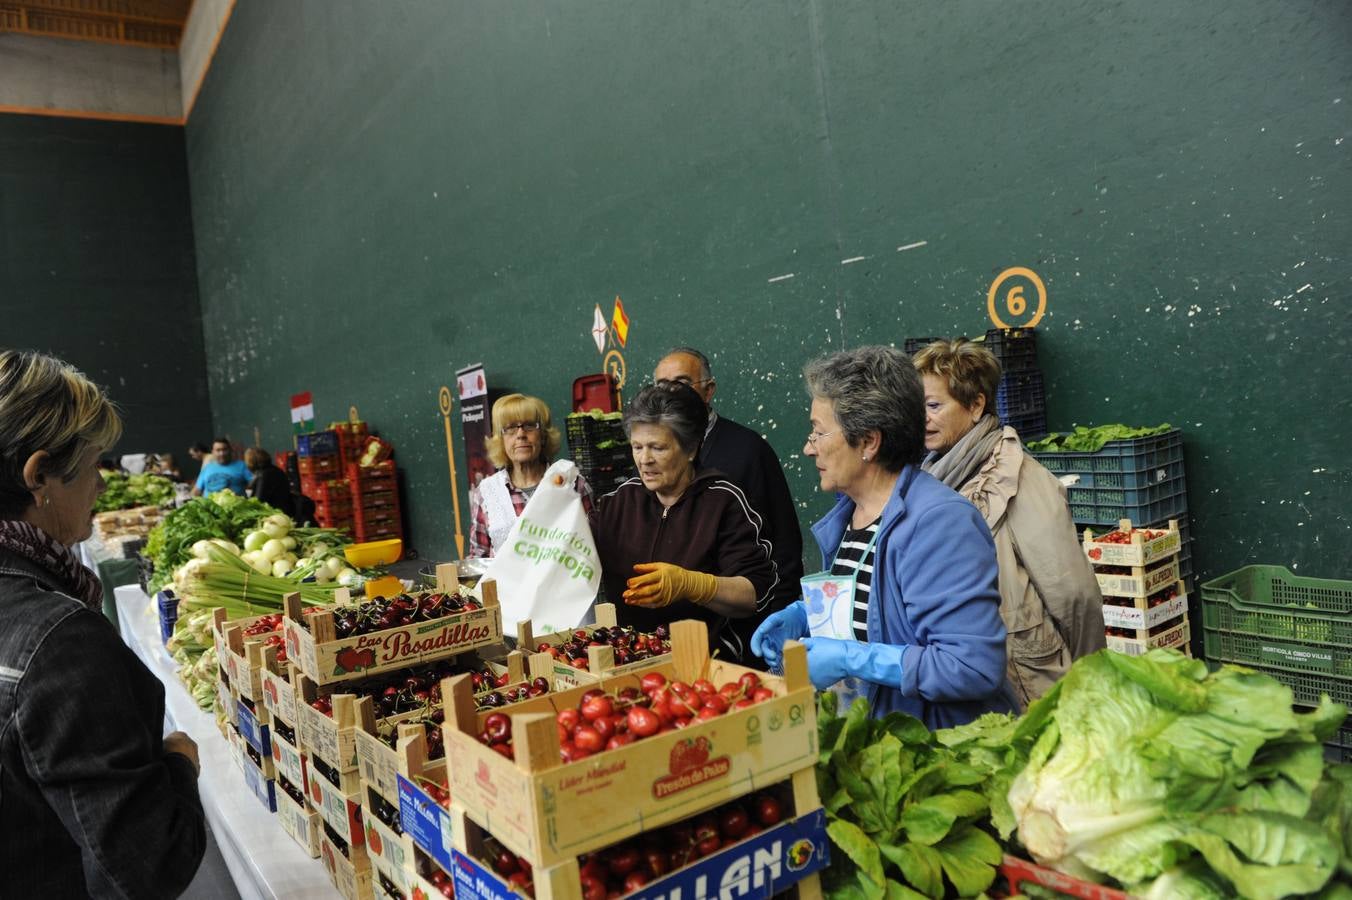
top-left (0, 349), bottom-right (205, 896)
top-left (468, 393), bottom-right (593, 557)
top-left (911, 338), bottom-right (1104, 708)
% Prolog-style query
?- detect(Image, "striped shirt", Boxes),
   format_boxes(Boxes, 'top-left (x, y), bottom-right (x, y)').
top-left (830, 518), bottom-right (880, 642)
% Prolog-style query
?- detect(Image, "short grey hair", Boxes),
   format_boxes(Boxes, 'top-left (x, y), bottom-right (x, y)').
top-left (623, 381), bottom-right (709, 457)
top-left (662, 347), bottom-right (713, 382)
top-left (803, 345), bottom-right (926, 471)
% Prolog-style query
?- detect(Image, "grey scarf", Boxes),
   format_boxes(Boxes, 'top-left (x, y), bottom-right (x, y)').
top-left (921, 415), bottom-right (1004, 490)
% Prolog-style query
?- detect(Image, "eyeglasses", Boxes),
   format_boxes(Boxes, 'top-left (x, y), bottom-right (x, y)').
top-left (805, 429), bottom-right (839, 445)
top-left (501, 422), bottom-right (541, 436)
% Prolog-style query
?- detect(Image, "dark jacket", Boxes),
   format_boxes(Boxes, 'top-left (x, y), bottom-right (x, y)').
top-left (0, 547), bottom-right (205, 898)
top-left (592, 471), bottom-right (778, 662)
top-left (812, 466), bottom-right (1016, 729)
top-left (250, 465), bottom-right (295, 518)
top-left (699, 415), bottom-right (805, 667)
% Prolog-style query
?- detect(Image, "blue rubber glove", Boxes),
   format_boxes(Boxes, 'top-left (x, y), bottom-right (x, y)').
top-left (799, 637), bottom-right (907, 692)
top-left (750, 601), bottom-right (808, 668)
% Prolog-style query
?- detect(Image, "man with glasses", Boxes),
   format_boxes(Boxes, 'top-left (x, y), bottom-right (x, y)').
top-left (652, 347), bottom-right (804, 668)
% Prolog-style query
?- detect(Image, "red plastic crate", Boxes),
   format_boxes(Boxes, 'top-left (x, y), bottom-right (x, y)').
top-left (353, 520), bottom-right (402, 543)
top-left (354, 505), bottom-right (399, 530)
top-left (346, 461), bottom-right (396, 493)
top-left (357, 490), bottom-right (397, 511)
top-left (297, 454), bottom-right (342, 477)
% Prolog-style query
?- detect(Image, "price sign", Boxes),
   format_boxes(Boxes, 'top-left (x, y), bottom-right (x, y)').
top-left (987, 267), bottom-right (1047, 329)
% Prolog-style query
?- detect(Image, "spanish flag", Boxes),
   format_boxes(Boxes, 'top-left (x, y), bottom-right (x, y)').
top-left (611, 296), bottom-right (630, 347)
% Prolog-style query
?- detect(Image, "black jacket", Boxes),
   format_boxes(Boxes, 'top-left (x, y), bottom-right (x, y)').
top-left (250, 465), bottom-right (295, 518)
top-left (592, 471), bottom-right (778, 662)
top-left (0, 547), bottom-right (205, 898)
top-left (699, 415), bottom-right (805, 666)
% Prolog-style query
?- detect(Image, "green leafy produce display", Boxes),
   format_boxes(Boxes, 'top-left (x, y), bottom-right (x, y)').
top-left (1026, 423), bottom-right (1173, 453)
top-left (94, 472), bottom-right (176, 512)
top-left (816, 693), bottom-right (1007, 899)
top-left (1006, 649), bottom-right (1348, 899)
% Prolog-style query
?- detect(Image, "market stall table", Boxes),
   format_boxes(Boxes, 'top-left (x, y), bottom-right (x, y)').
top-left (114, 585), bottom-right (336, 900)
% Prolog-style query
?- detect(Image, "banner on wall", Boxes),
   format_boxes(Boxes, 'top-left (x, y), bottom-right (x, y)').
top-left (456, 364), bottom-right (497, 501)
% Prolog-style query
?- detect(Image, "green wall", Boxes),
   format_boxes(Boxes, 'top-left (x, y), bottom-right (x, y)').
top-left (186, 1), bottom-right (1352, 579)
top-left (0, 113), bottom-right (213, 463)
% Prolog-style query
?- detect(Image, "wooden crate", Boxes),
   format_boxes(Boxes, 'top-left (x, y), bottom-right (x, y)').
top-left (1094, 556), bottom-right (1181, 598)
top-left (216, 674), bottom-right (237, 731)
top-left (517, 602), bottom-right (671, 690)
top-left (362, 786), bottom-right (418, 898)
top-left (394, 727), bottom-right (456, 874)
top-left (351, 652), bottom-right (527, 805)
top-left (283, 573), bottom-right (503, 686)
top-left (239, 739), bottom-right (277, 813)
top-left (1106, 617), bottom-right (1191, 656)
top-left (295, 675), bottom-right (363, 786)
top-left (259, 645), bottom-right (300, 730)
top-left (211, 607), bottom-right (275, 702)
top-left (1101, 585), bottom-right (1188, 631)
top-left (270, 723), bottom-right (309, 795)
top-left (441, 620), bottom-right (818, 869)
top-left (276, 777), bottom-right (321, 859)
top-left (310, 756), bottom-right (365, 850)
top-left (235, 694), bottom-right (272, 761)
top-left (321, 833), bottom-right (374, 900)
top-left (1082, 519), bottom-right (1182, 568)
top-left (447, 800), bottom-right (827, 900)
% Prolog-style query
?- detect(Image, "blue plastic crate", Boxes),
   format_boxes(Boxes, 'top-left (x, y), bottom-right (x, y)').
top-left (985, 327), bottom-right (1039, 372)
top-left (997, 370), bottom-right (1045, 418)
top-left (1029, 429), bottom-right (1184, 476)
top-left (1068, 479), bottom-right (1188, 528)
top-left (1004, 410), bottom-right (1048, 439)
top-left (295, 430), bottom-right (339, 457)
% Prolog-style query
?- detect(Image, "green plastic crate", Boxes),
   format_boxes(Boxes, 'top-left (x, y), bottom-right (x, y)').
top-left (1201, 565), bottom-right (1352, 708)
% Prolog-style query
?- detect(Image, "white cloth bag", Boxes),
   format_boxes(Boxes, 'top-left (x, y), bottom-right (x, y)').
top-left (484, 459), bottom-right (601, 634)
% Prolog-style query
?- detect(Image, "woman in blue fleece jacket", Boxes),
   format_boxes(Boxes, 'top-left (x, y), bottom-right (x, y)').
top-left (752, 346), bottom-right (1016, 729)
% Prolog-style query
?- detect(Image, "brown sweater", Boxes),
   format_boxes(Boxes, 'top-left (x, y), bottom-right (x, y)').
top-left (591, 470), bottom-right (778, 662)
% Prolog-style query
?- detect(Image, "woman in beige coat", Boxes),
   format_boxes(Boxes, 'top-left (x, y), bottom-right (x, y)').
top-left (912, 339), bottom-right (1104, 708)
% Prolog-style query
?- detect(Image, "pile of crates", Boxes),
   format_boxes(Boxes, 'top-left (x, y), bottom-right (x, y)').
top-left (1083, 519), bottom-right (1189, 656)
top-left (1200, 565), bottom-right (1352, 762)
top-left (566, 412), bottom-right (635, 496)
top-left (985, 327), bottom-right (1047, 438)
top-left (209, 566), bottom-right (506, 899)
top-left (1029, 428), bottom-right (1195, 595)
top-left (296, 422), bottom-right (403, 543)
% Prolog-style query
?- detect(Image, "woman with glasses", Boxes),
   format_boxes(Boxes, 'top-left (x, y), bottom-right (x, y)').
top-left (468, 393), bottom-right (593, 557)
top-left (752, 346), bottom-right (1015, 728)
top-left (592, 382), bottom-right (777, 661)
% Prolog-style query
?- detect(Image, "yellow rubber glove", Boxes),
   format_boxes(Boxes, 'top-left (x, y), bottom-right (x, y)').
top-left (623, 562), bottom-right (718, 608)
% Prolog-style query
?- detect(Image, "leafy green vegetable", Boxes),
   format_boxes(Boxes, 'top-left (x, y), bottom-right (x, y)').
top-left (817, 692), bottom-right (1012, 899)
top-left (94, 472), bottom-right (176, 511)
top-left (1025, 424), bottom-right (1173, 453)
top-left (1008, 648), bottom-right (1347, 899)
top-left (144, 492), bottom-right (281, 592)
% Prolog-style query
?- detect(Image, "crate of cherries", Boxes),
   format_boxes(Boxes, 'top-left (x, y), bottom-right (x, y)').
top-left (284, 578), bottom-right (503, 685)
top-left (1082, 519), bottom-right (1181, 567)
top-left (519, 603), bottom-right (671, 689)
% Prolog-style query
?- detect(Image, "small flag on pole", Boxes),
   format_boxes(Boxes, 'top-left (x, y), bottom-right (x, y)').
top-left (290, 392), bottom-right (314, 434)
top-left (611, 296), bottom-right (630, 347)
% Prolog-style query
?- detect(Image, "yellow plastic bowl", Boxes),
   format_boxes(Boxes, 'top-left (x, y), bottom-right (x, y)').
top-left (343, 538), bottom-right (403, 568)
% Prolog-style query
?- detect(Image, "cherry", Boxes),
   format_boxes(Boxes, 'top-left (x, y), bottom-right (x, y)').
top-left (755, 795), bottom-right (783, 826)
top-left (719, 805), bottom-right (749, 840)
top-left (627, 706), bottom-right (660, 737)
top-left (484, 712), bottom-right (511, 743)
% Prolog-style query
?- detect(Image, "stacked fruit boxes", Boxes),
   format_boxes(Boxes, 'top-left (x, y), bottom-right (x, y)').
top-left (348, 460), bottom-right (402, 543)
top-left (400, 620), bottom-right (829, 900)
top-left (515, 602), bottom-right (672, 691)
top-left (280, 568), bottom-right (504, 898)
top-left (259, 645), bottom-right (323, 858)
top-left (210, 610), bottom-right (279, 813)
top-left (1084, 519), bottom-right (1188, 656)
